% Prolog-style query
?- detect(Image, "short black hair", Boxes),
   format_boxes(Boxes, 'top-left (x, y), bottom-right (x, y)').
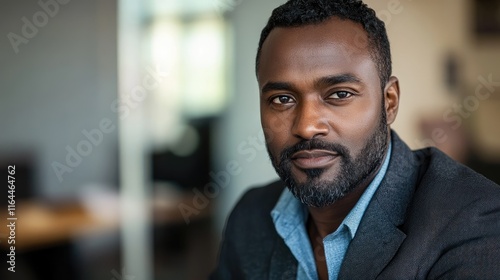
top-left (256, 0), bottom-right (392, 89)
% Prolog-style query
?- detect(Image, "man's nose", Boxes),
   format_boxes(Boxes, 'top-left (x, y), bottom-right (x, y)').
top-left (291, 100), bottom-right (329, 140)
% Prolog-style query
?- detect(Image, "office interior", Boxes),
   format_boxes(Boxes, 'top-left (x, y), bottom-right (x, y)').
top-left (0, 0), bottom-right (499, 279)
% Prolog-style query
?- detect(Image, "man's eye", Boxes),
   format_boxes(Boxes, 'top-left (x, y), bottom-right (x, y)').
top-left (329, 91), bottom-right (352, 99)
top-left (272, 96), bottom-right (294, 104)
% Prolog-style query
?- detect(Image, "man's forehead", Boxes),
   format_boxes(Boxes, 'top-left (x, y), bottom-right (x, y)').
top-left (257, 17), bottom-right (373, 83)
top-left (266, 17), bottom-right (367, 48)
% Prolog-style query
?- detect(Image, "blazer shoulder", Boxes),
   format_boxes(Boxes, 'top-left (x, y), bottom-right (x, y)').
top-left (416, 147), bottom-right (500, 200)
top-left (407, 146), bottom-right (500, 234)
top-left (430, 146), bottom-right (500, 215)
top-left (211, 181), bottom-right (285, 279)
top-left (407, 148), bottom-right (500, 279)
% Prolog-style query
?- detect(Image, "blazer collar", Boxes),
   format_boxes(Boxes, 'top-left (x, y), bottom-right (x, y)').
top-left (338, 131), bottom-right (420, 279)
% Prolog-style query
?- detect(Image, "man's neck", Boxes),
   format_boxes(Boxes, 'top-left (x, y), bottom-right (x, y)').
top-left (306, 176), bottom-right (376, 280)
top-left (306, 176), bottom-right (373, 238)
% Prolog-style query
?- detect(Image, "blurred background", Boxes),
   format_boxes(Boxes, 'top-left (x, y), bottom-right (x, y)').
top-left (0, 0), bottom-right (499, 279)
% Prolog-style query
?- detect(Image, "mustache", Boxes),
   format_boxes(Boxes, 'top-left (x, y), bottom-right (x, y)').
top-left (279, 139), bottom-right (349, 162)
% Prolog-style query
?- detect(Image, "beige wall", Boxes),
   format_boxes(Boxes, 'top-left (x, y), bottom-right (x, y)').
top-left (365, 0), bottom-right (500, 158)
top-left (365, 0), bottom-right (467, 147)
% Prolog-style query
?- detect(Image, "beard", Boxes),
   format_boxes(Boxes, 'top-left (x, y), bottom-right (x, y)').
top-left (266, 109), bottom-right (389, 208)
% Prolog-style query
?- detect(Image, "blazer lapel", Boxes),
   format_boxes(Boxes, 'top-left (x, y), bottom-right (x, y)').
top-left (269, 234), bottom-right (298, 280)
top-left (339, 132), bottom-right (420, 279)
top-left (338, 200), bottom-right (407, 280)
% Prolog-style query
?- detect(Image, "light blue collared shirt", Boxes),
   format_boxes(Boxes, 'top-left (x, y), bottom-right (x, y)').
top-left (271, 144), bottom-right (392, 280)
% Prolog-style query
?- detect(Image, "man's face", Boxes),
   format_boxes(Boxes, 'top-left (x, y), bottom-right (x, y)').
top-left (258, 17), bottom-right (394, 207)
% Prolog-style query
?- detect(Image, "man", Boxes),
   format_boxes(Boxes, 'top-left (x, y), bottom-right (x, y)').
top-left (211, 0), bottom-right (500, 279)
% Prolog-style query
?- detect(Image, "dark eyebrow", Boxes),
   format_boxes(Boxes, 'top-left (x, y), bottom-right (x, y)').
top-left (316, 74), bottom-right (361, 87)
top-left (260, 82), bottom-right (295, 94)
top-left (261, 74), bottom-right (361, 94)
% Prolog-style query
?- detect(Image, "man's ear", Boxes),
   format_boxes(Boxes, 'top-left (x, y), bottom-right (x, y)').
top-left (384, 76), bottom-right (400, 125)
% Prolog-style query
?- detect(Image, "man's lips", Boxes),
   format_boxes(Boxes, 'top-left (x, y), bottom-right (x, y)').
top-left (291, 150), bottom-right (339, 169)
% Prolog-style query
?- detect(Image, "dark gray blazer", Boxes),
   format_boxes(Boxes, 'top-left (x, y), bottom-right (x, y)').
top-left (211, 132), bottom-right (500, 279)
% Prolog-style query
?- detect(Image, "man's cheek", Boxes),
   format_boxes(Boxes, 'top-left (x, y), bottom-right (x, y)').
top-left (263, 112), bottom-right (292, 138)
top-left (262, 127), bottom-right (277, 146)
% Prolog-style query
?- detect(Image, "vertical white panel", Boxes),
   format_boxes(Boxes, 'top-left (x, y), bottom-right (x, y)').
top-left (118, 1), bottom-right (152, 280)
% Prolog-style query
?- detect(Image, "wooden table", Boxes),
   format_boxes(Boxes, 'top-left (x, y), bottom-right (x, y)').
top-left (0, 195), bottom-right (212, 251)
